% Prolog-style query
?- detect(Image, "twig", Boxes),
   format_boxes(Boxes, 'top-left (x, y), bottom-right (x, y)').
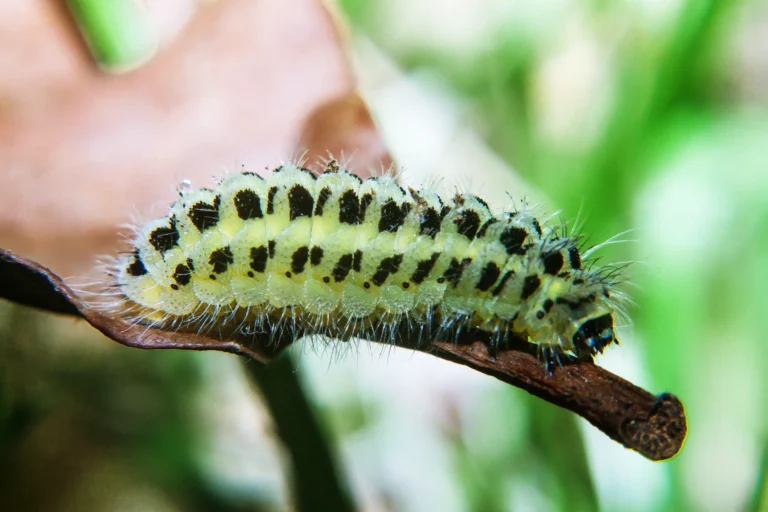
top-left (431, 340), bottom-right (685, 461)
top-left (0, 248), bottom-right (687, 461)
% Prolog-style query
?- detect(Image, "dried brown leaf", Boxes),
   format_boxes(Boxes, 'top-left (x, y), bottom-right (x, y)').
top-left (0, 0), bottom-right (370, 278)
top-left (298, 92), bottom-right (393, 175)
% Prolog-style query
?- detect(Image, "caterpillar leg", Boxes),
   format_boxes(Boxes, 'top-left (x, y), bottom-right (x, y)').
top-left (539, 345), bottom-right (583, 373)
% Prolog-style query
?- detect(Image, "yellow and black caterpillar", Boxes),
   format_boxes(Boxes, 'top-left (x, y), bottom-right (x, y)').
top-left (110, 161), bottom-right (624, 365)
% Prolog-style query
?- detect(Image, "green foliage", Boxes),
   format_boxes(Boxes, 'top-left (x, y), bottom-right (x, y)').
top-left (66, 0), bottom-right (156, 72)
top-left (337, 0), bottom-right (767, 510)
top-left (1, 1), bottom-right (765, 510)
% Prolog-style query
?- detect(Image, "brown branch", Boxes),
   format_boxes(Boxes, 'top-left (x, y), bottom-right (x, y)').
top-left (0, 248), bottom-right (687, 461)
top-left (0, 249), bottom-right (275, 362)
top-left (430, 341), bottom-right (686, 461)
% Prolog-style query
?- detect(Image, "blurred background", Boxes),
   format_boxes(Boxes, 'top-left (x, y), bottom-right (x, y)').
top-left (1, 0), bottom-right (766, 510)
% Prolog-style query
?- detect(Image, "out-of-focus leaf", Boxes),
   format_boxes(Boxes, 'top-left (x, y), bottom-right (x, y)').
top-left (299, 92), bottom-right (393, 173)
top-left (0, 0), bottom-right (373, 278)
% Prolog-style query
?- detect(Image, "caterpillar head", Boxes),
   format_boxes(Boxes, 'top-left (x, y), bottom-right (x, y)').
top-left (518, 275), bottom-right (619, 360)
top-left (515, 236), bottom-right (622, 360)
top-left (553, 285), bottom-right (619, 358)
top-left (572, 312), bottom-right (616, 357)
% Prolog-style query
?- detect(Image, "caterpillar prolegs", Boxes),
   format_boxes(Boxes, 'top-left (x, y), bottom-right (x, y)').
top-left (107, 161), bottom-right (625, 366)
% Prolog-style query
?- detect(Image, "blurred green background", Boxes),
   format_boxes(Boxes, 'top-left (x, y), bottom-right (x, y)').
top-left (2, 0), bottom-right (767, 510)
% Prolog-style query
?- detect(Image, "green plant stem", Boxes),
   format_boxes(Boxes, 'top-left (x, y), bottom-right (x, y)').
top-left (67, 0), bottom-right (156, 72)
top-left (245, 353), bottom-right (355, 512)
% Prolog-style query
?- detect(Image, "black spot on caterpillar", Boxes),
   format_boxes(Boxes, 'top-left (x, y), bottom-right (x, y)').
top-left (522, 274), bottom-right (541, 300)
top-left (209, 246), bottom-right (234, 274)
top-left (378, 199), bottom-right (409, 233)
top-left (371, 254), bottom-right (403, 287)
top-left (291, 246), bottom-right (310, 275)
top-left (410, 253), bottom-right (440, 285)
top-left (288, 185), bottom-right (314, 221)
top-left (542, 251), bottom-right (564, 275)
top-left (110, 161), bottom-right (626, 365)
top-left (442, 258), bottom-right (469, 289)
top-left (314, 187), bottom-right (332, 216)
top-left (454, 210), bottom-right (482, 240)
top-left (234, 189), bottom-right (263, 220)
top-left (310, 246), bottom-right (324, 266)
top-left (126, 251), bottom-right (148, 277)
top-left (500, 227), bottom-right (528, 255)
top-left (188, 196), bottom-right (221, 232)
top-left (476, 218), bottom-right (498, 238)
top-left (148, 217), bottom-right (180, 254)
top-left (476, 262), bottom-right (501, 292)
top-left (333, 253), bottom-right (354, 283)
top-left (338, 190), bottom-right (361, 225)
top-left (250, 246), bottom-right (268, 273)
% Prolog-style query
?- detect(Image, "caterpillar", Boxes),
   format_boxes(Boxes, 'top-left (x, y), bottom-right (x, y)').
top-left (105, 160), bottom-right (625, 366)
